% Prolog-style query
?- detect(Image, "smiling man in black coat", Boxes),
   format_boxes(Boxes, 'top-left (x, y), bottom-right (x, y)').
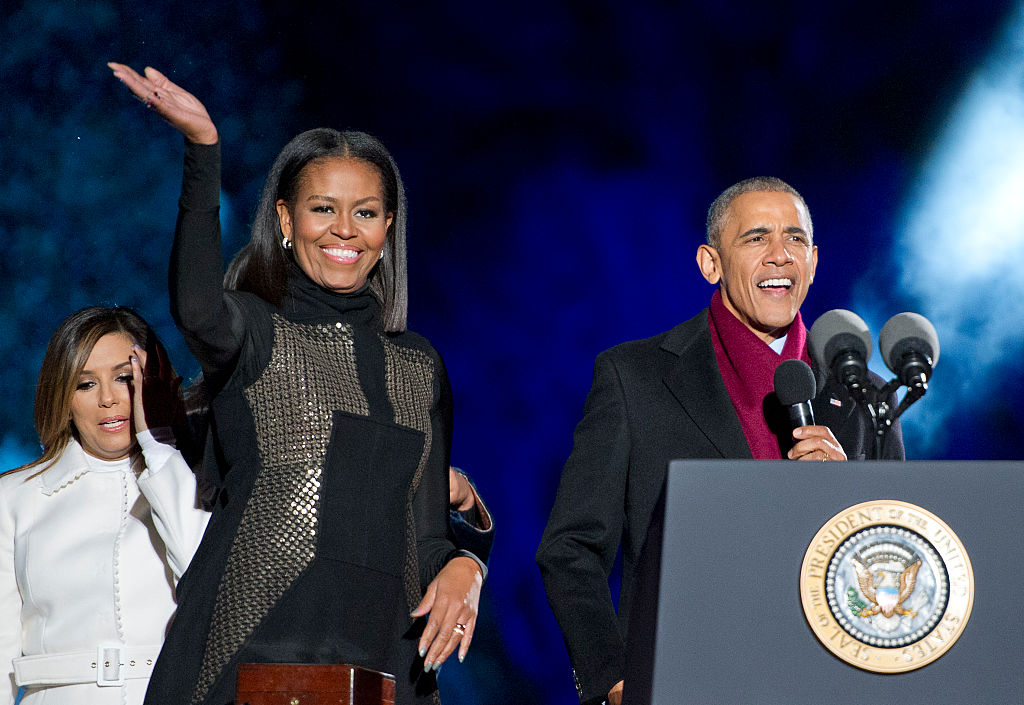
top-left (536, 177), bottom-right (904, 705)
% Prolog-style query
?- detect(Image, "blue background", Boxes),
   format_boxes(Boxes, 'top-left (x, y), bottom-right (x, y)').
top-left (3, 2), bottom-right (1023, 703)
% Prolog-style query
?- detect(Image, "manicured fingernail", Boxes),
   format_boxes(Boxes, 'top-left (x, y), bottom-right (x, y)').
top-left (458, 653), bottom-right (465, 663)
top-left (418, 646), bottom-right (426, 658)
top-left (423, 660), bottom-right (433, 673)
top-left (433, 662), bottom-right (442, 673)
top-left (131, 356), bottom-right (139, 365)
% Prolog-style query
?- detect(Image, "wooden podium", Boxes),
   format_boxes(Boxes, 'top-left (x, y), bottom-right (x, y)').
top-left (236, 663), bottom-right (395, 705)
top-left (623, 459), bottom-right (1024, 705)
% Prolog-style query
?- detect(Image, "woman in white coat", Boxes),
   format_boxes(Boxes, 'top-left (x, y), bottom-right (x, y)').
top-left (0, 306), bottom-right (210, 705)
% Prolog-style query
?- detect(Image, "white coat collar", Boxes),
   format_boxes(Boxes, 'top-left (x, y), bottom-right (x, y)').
top-left (39, 439), bottom-right (130, 496)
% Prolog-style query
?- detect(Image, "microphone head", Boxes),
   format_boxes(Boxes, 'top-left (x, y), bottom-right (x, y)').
top-left (879, 312), bottom-right (940, 374)
top-left (808, 309), bottom-right (873, 370)
top-left (774, 359), bottom-right (817, 406)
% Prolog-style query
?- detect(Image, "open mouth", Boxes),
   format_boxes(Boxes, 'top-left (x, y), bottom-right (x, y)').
top-left (321, 246), bottom-right (360, 263)
top-left (757, 277), bottom-right (793, 290)
top-left (99, 418), bottom-right (129, 432)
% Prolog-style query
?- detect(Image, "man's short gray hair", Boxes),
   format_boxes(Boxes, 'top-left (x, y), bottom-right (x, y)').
top-left (705, 176), bottom-right (811, 249)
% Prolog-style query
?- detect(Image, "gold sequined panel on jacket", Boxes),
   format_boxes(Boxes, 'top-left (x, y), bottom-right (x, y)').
top-left (380, 332), bottom-right (436, 610)
top-left (190, 315), bottom-right (404, 703)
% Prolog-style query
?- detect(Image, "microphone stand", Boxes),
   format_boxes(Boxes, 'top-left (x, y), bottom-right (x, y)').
top-left (854, 376), bottom-right (927, 459)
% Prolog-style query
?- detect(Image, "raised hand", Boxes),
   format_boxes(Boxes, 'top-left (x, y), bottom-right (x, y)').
top-left (108, 62), bottom-right (218, 145)
top-left (129, 338), bottom-right (184, 433)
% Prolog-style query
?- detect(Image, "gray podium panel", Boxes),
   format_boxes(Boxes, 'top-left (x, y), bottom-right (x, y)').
top-left (623, 460), bottom-right (1024, 705)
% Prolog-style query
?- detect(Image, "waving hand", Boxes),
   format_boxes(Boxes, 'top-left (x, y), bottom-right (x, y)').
top-left (108, 62), bottom-right (218, 145)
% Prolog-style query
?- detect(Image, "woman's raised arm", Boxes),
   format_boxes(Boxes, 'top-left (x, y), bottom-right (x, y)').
top-left (110, 63), bottom-right (243, 379)
top-left (130, 341), bottom-right (211, 582)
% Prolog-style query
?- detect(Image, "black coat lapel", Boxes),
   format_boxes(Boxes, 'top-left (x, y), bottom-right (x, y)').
top-left (660, 313), bottom-right (751, 459)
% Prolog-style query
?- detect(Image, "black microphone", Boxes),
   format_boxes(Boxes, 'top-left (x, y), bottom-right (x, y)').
top-left (774, 359), bottom-right (817, 430)
top-left (808, 309), bottom-right (873, 398)
top-left (879, 312), bottom-right (940, 392)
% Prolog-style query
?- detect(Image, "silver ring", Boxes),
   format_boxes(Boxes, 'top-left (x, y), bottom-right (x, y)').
top-left (452, 623), bottom-right (467, 636)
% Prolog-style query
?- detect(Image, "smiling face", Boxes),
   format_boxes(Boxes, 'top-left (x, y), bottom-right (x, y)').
top-left (69, 332), bottom-right (136, 461)
top-left (696, 191), bottom-right (818, 343)
top-left (277, 157), bottom-right (394, 294)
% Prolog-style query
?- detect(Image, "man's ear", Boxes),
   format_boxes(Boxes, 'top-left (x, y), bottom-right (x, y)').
top-left (696, 244), bottom-right (721, 284)
top-left (809, 245), bottom-right (818, 284)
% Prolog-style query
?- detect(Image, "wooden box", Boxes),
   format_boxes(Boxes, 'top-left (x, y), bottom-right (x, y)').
top-left (236, 663), bottom-right (396, 705)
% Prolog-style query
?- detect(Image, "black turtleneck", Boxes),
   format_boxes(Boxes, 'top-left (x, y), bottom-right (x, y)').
top-left (282, 261), bottom-right (379, 324)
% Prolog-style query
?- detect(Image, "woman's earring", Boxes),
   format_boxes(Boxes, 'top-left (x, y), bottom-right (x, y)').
top-left (378, 250), bottom-right (384, 261)
top-left (282, 237), bottom-right (293, 250)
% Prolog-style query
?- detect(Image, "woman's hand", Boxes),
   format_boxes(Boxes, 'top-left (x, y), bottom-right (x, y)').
top-left (129, 339), bottom-right (184, 434)
top-left (410, 556), bottom-right (483, 670)
top-left (108, 62), bottom-right (218, 145)
top-left (448, 467), bottom-right (476, 512)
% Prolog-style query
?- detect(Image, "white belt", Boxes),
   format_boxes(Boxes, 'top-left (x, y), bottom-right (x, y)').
top-left (13, 644), bottom-right (161, 687)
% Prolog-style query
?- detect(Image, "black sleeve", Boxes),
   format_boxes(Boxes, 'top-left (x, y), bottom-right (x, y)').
top-left (170, 141), bottom-right (244, 383)
top-left (447, 468), bottom-right (495, 565)
top-left (414, 350), bottom-right (460, 589)
top-left (536, 352), bottom-right (631, 704)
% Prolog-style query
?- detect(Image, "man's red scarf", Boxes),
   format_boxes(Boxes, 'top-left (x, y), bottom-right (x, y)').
top-left (707, 289), bottom-right (811, 459)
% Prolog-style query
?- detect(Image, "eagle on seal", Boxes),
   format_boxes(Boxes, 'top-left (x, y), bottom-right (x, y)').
top-left (852, 558), bottom-right (921, 618)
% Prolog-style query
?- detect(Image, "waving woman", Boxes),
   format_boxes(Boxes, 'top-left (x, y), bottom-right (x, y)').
top-left (109, 64), bottom-right (483, 704)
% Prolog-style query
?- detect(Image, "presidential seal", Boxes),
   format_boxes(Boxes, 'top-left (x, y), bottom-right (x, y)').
top-left (799, 500), bottom-right (973, 673)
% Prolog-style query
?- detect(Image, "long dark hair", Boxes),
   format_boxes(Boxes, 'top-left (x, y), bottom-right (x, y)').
top-left (229, 128), bottom-right (409, 332)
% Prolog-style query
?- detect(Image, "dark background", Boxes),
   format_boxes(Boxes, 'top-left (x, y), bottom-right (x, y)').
top-left (3, 2), bottom-right (1023, 703)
